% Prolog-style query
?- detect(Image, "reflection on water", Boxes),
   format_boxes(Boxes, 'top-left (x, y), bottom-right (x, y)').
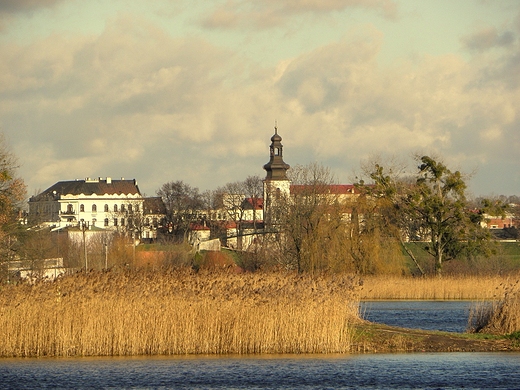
top-left (1, 353), bottom-right (520, 389)
top-left (360, 300), bottom-right (478, 332)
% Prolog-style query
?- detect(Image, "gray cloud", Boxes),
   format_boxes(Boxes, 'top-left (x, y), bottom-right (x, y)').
top-left (1, 12), bottom-right (519, 197)
top-left (461, 27), bottom-right (516, 52)
top-left (201, 0), bottom-right (397, 30)
top-left (0, 0), bottom-right (65, 31)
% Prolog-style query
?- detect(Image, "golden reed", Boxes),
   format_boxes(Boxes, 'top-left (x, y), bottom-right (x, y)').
top-left (359, 274), bottom-right (519, 300)
top-left (469, 280), bottom-right (520, 334)
top-left (0, 269), bottom-right (360, 357)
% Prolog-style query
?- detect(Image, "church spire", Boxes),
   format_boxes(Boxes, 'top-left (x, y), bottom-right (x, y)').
top-left (263, 123), bottom-right (290, 180)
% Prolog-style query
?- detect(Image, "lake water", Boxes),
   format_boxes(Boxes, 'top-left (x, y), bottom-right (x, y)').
top-left (359, 300), bottom-right (478, 332)
top-left (1, 353), bottom-right (520, 389)
top-left (2, 301), bottom-right (518, 389)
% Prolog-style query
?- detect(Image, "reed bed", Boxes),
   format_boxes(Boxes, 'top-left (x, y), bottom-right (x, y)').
top-left (0, 269), bottom-right (360, 357)
top-left (359, 274), bottom-right (517, 300)
top-left (469, 280), bottom-right (520, 335)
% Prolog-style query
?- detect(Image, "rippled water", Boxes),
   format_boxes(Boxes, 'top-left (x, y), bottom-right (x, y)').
top-left (360, 300), bottom-right (478, 332)
top-left (2, 301), bottom-right (514, 389)
top-left (1, 353), bottom-right (520, 389)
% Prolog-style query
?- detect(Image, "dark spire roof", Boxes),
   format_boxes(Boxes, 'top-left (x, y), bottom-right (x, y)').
top-left (263, 124), bottom-right (290, 180)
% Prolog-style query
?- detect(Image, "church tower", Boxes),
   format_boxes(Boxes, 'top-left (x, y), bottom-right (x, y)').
top-left (263, 124), bottom-right (291, 227)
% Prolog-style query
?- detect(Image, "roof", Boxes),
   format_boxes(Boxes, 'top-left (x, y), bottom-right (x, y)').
top-left (29, 177), bottom-right (140, 201)
top-left (243, 197), bottom-right (264, 210)
top-left (290, 184), bottom-right (361, 195)
top-left (143, 197), bottom-right (167, 215)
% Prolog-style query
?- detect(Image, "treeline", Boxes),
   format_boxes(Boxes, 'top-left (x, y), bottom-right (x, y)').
top-left (0, 128), bottom-right (519, 279)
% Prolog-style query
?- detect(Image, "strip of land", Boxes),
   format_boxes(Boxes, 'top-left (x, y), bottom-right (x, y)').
top-left (352, 322), bottom-right (520, 353)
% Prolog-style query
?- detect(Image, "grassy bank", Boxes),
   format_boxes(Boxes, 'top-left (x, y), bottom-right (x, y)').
top-left (359, 274), bottom-right (519, 300)
top-left (0, 269), bottom-right (360, 357)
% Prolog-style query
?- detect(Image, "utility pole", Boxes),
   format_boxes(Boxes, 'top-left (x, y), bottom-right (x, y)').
top-left (104, 241), bottom-right (108, 269)
top-left (81, 221), bottom-right (88, 271)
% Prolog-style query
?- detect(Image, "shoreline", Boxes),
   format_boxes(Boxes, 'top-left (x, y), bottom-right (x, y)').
top-left (351, 322), bottom-right (520, 353)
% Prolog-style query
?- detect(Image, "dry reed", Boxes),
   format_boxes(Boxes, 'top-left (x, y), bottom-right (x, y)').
top-left (359, 274), bottom-right (516, 300)
top-left (0, 269), bottom-right (361, 357)
top-left (468, 280), bottom-right (520, 334)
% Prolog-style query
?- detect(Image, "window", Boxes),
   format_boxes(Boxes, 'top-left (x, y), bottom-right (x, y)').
top-left (114, 205), bottom-right (118, 212)
top-left (104, 218), bottom-right (109, 227)
top-left (80, 204), bottom-right (85, 212)
top-left (92, 218), bottom-right (96, 227)
top-left (104, 204), bottom-right (109, 212)
top-left (121, 204), bottom-right (125, 212)
top-left (135, 205), bottom-right (139, 212)
top-left (92, 204), bottom-right (97, 213)
top-left (274, 147), bottom-right (279, 156)
top-left (121, 218), bottom-right (125, 226)
top-left (67, 204), bottom-right (73, 214)
top-left (114, 218), bottom-right (118, 226)
top-left (128, 204), bottom-right (133, 212)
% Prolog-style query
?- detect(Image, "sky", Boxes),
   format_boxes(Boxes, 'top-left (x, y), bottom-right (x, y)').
top-left (0, 0), bottom-right (519, 198)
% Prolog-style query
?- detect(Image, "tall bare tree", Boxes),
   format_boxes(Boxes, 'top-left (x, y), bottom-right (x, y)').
top-left (0, 134), bottom-right (27, 278)
top-left (156, 180), bottom-right (203, 241)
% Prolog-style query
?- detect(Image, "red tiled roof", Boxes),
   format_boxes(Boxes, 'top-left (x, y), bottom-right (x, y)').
top-left (290, 184), bottom-right (360, 195)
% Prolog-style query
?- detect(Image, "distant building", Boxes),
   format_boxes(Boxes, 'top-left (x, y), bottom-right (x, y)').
top-left (28, 177), bottom-right (165, 241)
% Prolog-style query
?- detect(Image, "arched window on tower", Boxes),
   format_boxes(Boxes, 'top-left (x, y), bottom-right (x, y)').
top-left (274, 147), bottom-right (280, 156)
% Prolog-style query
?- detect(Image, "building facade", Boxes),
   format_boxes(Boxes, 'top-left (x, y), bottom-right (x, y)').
top-left (28, 177), bottom-right (165, 240)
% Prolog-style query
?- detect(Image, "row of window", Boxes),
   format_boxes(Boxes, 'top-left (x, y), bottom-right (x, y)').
top-left (69, 204), bottom-right (140, 213)
top-left (103, 217), bottom-right (158, 227)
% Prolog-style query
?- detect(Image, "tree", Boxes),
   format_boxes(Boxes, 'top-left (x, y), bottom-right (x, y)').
top-left (156, 181), bottom-right (203, 241)
top-left (0, 134), bottom-right (27, 277)
top-left (243, 175), bottom-right (263, 232)
top-left (273, 162), bottom-right (351, 273)
top-left (367, 155), bottom-right (495, 276)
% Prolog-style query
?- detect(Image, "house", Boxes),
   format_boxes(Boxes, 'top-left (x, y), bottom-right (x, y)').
top-left (28, 177), bottom-right (166, 241)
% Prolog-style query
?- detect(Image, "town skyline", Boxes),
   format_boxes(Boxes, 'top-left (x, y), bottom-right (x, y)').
top-left (1, 0), bottom-right (519, 198)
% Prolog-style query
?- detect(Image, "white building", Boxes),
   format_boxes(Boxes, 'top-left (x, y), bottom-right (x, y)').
top-left (28, 177), bottom-right (165, 240)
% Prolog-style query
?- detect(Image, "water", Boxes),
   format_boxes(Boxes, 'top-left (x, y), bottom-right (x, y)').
top-left (360, 300), bottom-right (477, 332)
top-left (1, 353), bottom-right (520, 389)
top-left (2, 301), bottom-right (515, 389)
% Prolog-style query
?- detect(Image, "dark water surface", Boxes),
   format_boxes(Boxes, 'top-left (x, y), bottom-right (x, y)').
top-left (360, 300), bottom-right (478, 332)
top-left (1, 353), bottom-right (520, 389)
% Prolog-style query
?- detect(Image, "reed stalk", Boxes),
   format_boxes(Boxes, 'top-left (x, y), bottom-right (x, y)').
top-left (468, 280), bottom-right (520, 334)
top-left (0, 269), bottom-right (360, 357)
top-left (359, 274), bottom-right (516, 300)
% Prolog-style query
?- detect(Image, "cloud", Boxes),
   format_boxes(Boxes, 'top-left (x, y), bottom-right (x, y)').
top-left (461, 26), bottom-right (515, 52)
top-left (1, 12), bottom-right (519, 197)
top-left (201, 0), bottom-right (398, 30)
top-left (0, 0), bottom-right (65, 31)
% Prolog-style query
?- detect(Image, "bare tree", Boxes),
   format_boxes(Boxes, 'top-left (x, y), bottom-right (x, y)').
top-left (0, 134), bottom-right (27, 279)
top-left (271, 162), bottom-right (351, 273)
top-left (156, 181), bottom-right (203, 241)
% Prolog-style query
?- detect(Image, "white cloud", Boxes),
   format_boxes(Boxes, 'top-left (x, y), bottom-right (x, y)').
top-left (1, 6), bottom-right (520, 197)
